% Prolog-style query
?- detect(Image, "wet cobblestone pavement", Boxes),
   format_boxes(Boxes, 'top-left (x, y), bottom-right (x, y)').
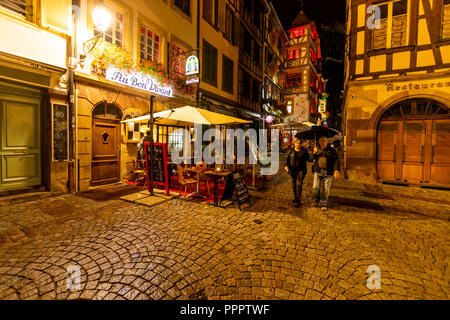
top-left (0, 168), bottom-right (448, 300)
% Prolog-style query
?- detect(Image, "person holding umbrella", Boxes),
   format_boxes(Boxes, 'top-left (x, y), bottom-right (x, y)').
top-left (284, 137), bottom-right (310, 207)
top-left (311, 136), bottom-right (340, 211)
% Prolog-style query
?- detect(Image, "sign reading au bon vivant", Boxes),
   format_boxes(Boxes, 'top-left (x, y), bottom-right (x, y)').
top-left (105, 67), bottom-right (173, 97)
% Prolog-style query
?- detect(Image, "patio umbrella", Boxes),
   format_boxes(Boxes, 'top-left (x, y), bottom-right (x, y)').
top-left (122, 106), bottom-right (251, 125)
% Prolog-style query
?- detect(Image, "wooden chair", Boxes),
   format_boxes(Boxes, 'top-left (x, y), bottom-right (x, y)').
top-left (177, 165), bottom-right (197, 199)
top-left (196, 162), bottom-right (211, 196)
top-left (130, 159), bottom-right (146, 186)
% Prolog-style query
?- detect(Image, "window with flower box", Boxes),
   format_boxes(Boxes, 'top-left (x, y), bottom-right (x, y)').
top-left (140, 25), bottom-right (160, 62)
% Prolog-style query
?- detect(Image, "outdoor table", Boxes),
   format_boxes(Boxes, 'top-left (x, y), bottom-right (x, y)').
top-left (204, 170), bottom-right (232, 207)
top-left (184, 166), bottom-right (210, 198)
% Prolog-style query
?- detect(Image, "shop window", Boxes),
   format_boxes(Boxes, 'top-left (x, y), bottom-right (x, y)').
top-left (140, 25), bottom-right (160, 63)
top-left (202, 40), bottom-right (218, 85)
top-left (94, 8), bottom-right (123, 47)
top-left (125, 120), bottom-right (141, 143)
top-left (222, 54), bottom-right (234, 94)
top-left (168, 127), bottom-right (184, 154)
top-left (442, 0), bottom-right (450, 39)
top-left (174, 0), bottom-right (190, 17)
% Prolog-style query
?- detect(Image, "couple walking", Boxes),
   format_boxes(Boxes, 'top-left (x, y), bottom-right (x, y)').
top-left (284, 136), bottom-right (340, 210)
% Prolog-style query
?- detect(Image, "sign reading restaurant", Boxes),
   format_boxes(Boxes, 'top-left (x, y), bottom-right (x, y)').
top-left (385, 80), bottom-right (450, 92)
top-left (105, 67), bottom-right (173, 97)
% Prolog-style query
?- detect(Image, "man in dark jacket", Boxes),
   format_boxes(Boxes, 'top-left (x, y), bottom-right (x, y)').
top-left (312, 136), bottom-right (340, 211)
top-left (284, 137), bottom-right (310, 207)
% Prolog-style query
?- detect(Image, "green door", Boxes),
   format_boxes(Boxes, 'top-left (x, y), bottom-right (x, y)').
top-left (0, 89), bottom-right (41, 191)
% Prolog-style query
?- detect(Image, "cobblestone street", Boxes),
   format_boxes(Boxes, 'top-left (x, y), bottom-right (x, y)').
top-left (0, 169), bottom-right (448, 300)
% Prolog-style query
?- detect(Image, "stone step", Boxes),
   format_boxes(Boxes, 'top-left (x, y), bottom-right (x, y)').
top-left (0, 192), bottom-right (52, 207)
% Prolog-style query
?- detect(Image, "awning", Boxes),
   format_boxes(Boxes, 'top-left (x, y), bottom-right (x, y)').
top-left (121, 105), bottom-right (251, 126)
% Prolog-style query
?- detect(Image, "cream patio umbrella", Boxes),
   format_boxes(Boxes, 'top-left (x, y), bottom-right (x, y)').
top-left (122, 105), bottom-right (251, 125)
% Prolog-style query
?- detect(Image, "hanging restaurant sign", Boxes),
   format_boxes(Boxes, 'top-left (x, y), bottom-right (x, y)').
top-left (185, 55), bottom-right (199, 76)
top-left (105, 67), bottom-right (173, 97)
top-left (186, 77), bottom-right (199, 85)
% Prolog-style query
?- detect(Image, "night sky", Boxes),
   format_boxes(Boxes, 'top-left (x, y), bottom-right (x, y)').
top-left (270, 0), bottom-right (347, 29)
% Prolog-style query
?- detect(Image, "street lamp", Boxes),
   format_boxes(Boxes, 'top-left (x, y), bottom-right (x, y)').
top-left (91, 0), bottom-right (111, 33)
top-left (82, 0), bottom-right (112, 55)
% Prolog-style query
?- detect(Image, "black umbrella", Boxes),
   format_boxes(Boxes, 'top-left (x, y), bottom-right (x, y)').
top-left (295, 125), bottom-right (340, 143)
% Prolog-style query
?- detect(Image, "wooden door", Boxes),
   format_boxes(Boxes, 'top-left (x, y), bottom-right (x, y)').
top-left (401, 121), bottom-right (426, 183)
top-left (430, 119), bottom-right (450, 184)
top-left (377, 121), bottom-right (398, 180)
top-left (0, 98), bottom-right (41, 191)
top-left (91, 119), bottom-right (120, 186)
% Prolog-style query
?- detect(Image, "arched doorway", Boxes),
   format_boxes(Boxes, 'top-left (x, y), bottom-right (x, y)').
top-left (376, 98), bottom-right (450, 184)
top-left (91, 101), bottom-right (123, 186)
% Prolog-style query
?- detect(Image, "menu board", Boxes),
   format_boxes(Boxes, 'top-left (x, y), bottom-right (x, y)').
top-left (53, 103), bottom-right (68, 161)
top-left (232, 171), bottom-right (251, 210)
top-left (144, 142), bottom-right (170, 195)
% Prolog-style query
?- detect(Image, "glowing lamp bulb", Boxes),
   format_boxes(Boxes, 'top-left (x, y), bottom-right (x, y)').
top-left (92, 2), bottom-right (111, 32)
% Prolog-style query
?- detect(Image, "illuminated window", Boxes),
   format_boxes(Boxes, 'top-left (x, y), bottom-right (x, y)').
top-left (391, 0), bottom-right (407, 47)
top-left (372, 0), bottom-right (407, 50)
top-left (287, 101), bottom-right (292, 114)
top-left (140, 25), bottom-right (160, 62)
top-left (372, 3), bottom-right (388, 50)
top-left (95, 8), bottom-right (123, 47)
top-left (443, 0), bottom-right (450, 39)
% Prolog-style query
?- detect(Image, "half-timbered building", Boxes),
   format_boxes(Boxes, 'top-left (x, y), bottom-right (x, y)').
top-left (343, 0), bottom-right (450, 186)
top-left (284, 11), bottom-right (323, 124)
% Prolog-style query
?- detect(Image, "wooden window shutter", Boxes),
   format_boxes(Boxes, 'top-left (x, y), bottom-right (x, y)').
top-left (218, 0), bottom-right (226, 32)
top-left (44, 0), bottom-right (70, 31)
top-left (233, 14), bottom-right (240, 45)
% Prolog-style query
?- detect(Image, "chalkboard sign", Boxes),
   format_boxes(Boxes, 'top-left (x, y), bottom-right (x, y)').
top-left (52, 103), bottom-right (68, 161)
top-left (232, 171), bottom-right (251, 210)
top-left (144, 142), bottom-right (170, 195)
